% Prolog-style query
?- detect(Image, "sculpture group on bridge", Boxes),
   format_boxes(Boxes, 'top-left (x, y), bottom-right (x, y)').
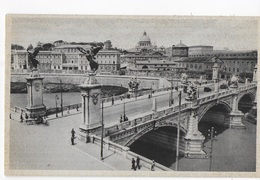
top-left (27, 44), bottom-right (41, 70)
top-left (128, 78), bottom-right (140, 93)
top-left (77, 43), bottom-right (104, 73)
top-left (181, 73), bottom-right (188, 84)
top-left (229, 74), bottom-right (240, 87)
top-left (185, 82), bottom-right (197, 101)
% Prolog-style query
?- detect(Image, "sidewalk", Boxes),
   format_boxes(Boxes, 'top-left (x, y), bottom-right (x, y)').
top-left (74, 139), bottom-right (161, 171)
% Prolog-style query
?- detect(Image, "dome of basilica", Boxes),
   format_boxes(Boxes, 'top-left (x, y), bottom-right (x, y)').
top-left (139, 31), bottom-right (151, 42)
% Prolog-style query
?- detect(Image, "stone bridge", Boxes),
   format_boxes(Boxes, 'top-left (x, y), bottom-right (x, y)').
top-left (100, 83), bottom-right (257, 158)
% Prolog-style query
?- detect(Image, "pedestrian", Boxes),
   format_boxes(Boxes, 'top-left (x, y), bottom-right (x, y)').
top-left (20, 114), bottom-right (23, 123)
top-left (67, 107), bottom-right (70, 114)
top-left (9, 113), bottom-right (12, 120)
top-left (71, 128), bottom-right (75, 145)
top-left (136, 156), bottom-right (140, 169)
top-left (76, 104), bottom-right (79, 111)
top-left (25, 113), bottom-right (29, 122)
top-left (150, 160), bottom-right (155, 171)
top-left (131, 158), bottom-right (136, 171)
top-left (120, 114), bottom-right (123, 123)
top-left (112, 97), bottom-right (114, 105)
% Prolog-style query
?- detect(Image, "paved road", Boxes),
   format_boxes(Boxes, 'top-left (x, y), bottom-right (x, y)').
top-left (103, 82), bottom-right (222, 127)
top-left (7, 111), bottom-right (156, 172)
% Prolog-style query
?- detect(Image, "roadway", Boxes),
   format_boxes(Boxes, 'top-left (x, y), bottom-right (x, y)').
top-left (103, 82), bottom-right (222, 127)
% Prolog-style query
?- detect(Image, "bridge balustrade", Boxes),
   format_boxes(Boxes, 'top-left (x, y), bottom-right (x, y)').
top-left (13, 106), bottom-right (26, 114)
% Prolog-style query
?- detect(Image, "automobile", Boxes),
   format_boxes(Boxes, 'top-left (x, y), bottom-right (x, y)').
top-left (204, 87), bottom-right (212, 92)
top-left (220, 84), bottom-right (228, 89)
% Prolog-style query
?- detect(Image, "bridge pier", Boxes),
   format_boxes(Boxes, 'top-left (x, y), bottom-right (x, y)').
top-left (78, 73), bottom-right (102, 143)
top-left (225, 89), bottom-right (245, 129)
top-left (25, 70), bottom-right (46, 118)
top-left (184, 111), bottom-right (206, 158)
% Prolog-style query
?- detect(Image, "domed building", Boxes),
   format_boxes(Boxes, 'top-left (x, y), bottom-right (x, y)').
top-left (137, 31), bottom-right (152, 48)
top-left (172, 40), bottom-right (189, 57)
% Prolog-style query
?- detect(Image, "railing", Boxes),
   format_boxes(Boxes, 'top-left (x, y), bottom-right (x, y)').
top-left (105, 83), bottom-right (257, 137)
top-left (105, 102), bottom-right (191, 137)
top-left (46, 103), bottom-right (82, 116)
top-left (91, 135), bottom-right (172, 171)
top-left (12, 106), bottom-right (27, 114)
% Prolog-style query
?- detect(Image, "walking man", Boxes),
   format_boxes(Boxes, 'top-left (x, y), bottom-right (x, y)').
top-left (150, 160), bottom-right (155, 171)
top-left (20, 114), bottom-right (23, 123)
top-left (71, 128), bottom-right (75, 145)
top-left (136, 156), bottom-right (141, 169)
top-left (131, 158), bottom-right (136, 171)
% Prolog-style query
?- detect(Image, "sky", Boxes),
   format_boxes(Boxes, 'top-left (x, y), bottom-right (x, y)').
top-left (9, 15), bottom-right (258, 51)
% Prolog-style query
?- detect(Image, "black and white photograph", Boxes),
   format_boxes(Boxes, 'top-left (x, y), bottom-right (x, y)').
top-left (4, 13), bottom-right (259, 177)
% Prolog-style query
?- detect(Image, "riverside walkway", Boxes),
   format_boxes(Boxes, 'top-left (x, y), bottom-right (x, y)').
top-left (7, 109), bottom-right (168, 171)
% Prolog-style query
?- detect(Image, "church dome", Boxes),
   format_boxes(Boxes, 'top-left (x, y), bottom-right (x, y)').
top-left (139, 31), bottom-right (151, 42)
top-left (175, 40), bottom-right (187, 48)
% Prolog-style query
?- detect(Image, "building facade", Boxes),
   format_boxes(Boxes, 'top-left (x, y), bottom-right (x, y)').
top-left (11, 42), bottom-right (121, 74)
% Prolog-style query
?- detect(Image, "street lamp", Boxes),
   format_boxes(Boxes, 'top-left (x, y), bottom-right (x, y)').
top-left (101, 99), bottom-right (104, 160)
top-left (169, 77), bottom-right (173, 106)
top-left (175, 91), bottom-right (181, 171)
top-left (207, 126), bottom-right (217, 171)
top-left (55, 95), bottom-right (59, 117)
top-left (60, 79), bottom-right (63, 116)
top-left (123, 102), bottom-right (126, 121)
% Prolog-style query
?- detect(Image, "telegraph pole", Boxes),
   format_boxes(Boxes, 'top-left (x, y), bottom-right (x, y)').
top-left (169, 77), bottom-right (173, 106)
top-left (60, 79), bottom-right (63, 116)
top-left (208, 126), bottom-right (217, 171)
top-left (55, 95), bottom-right (59, 117)
top-left (175, 91), bottom-right (181, 171)
top-left (101, 99), bottom-right (104, 160)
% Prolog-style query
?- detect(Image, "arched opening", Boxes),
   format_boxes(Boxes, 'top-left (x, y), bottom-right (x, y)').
top-left (129, 126), bottom-right (186, 167)
top-left (142, 65), bottom-right (148, 69)
top-left (238, 94), bottom-right (254, 114)
top-left (199, 104), bottom-right (230, 139)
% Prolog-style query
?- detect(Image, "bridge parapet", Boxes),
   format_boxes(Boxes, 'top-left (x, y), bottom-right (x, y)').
top-left (90, 134), bottom-right (172, 171)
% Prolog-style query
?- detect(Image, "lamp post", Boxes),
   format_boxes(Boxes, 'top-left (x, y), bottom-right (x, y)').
top-left (60, 79), bottom-right (63, 116)
top-left (169, 77), bottom-right (173, 106)
top-left (123, 102), bottom-right (126, 121)
top-left (55, 95), bottom-right (59, 117)
top-left (101, 99), bottom-right (104, 160)
top-left (208, 126), bottom-right (217, 171)
top-left (175, 91), bottom-right (181, 171)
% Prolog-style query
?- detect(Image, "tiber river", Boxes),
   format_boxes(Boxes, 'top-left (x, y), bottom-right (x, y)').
top-left (10, 92), bottom-right (82, 109)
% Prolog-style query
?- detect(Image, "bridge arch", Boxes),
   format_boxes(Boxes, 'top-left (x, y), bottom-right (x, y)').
top-left (198, 101), bottom-right (232, 123)
top-left (125, 123), bottom-right (187, 147)
top-left (238, 92), bottom-right (255, 114)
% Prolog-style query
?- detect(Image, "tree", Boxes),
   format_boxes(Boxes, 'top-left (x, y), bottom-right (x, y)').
top-left (11, 44), bottom-right (25, 50)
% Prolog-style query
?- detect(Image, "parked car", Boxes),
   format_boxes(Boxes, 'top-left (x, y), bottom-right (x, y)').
top-left (220, 84), bottom-right (228, 89)
top-left (204, 87), bottom-right (212, 92)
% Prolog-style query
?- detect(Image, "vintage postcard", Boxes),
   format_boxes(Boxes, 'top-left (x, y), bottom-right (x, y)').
top-left (4, 15), bottom-right (259, 177)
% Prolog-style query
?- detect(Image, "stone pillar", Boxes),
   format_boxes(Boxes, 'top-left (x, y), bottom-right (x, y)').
top-left (26, 70), bottom-right (46, 118)
top-left (225, 93), bottom-right (245, 128)
top-left (212, 62), bottom-right (219, 93)
top-left (184, 111), bottom-right (206, 158)
top-left (78, 73), bottom-right (102, 143)
top-left (253, 64), bottom-right (257, 83)
top-left (152, 98), bottom-right (157, 112)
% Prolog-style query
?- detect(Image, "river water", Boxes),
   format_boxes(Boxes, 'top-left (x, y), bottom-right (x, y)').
top-left (10, 92), bottom-right (82, 109)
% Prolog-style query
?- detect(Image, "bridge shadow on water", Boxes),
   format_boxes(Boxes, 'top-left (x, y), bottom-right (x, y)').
top-left (129, 122), bottom-right (229, 168)
top-left (129, 140), bottom-right (177, 167)
top-left (198, 122), bottom-right (229, 143)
